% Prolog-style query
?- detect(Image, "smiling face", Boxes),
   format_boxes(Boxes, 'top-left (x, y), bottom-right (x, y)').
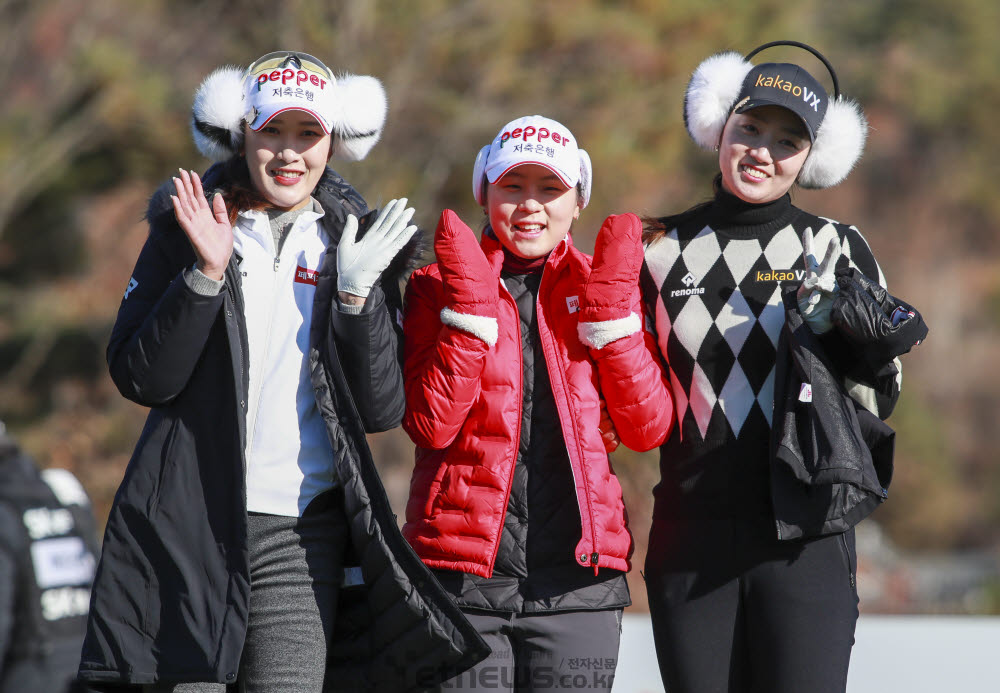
top-left (718, 105), bottom-right (812, 204)
top-left (244, 111), bottom-right (332, 211)
top-left (485, 164), bottom-right (581, 259)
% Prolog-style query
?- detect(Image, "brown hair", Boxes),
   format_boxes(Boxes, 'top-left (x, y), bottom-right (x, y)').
top-left (216, 155), bottom-right (271, 226)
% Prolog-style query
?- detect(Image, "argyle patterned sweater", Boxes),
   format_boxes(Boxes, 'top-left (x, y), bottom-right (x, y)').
top-left (639, 189), bottom-right (898, 521)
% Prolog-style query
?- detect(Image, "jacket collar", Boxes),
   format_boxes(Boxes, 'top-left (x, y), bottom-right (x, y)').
top-left (479, 226), bottom-right (574, 277)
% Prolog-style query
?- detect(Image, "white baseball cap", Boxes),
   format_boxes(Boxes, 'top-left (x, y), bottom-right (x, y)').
top-left (472, 115), bottom-right (592, 207)
top-left (242, 51), bottom-right (337, 133)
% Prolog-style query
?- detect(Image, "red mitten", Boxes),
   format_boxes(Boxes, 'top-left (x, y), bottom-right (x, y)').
top-left (578, 213), bottom-right (644, 349)
top-left (435, 210), bottom-right (498, 345)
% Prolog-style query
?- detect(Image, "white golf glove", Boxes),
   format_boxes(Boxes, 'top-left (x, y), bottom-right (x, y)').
top-left (796, 228), bottom-right (840, 334)
top-left (337, 198), bottom-right (418, 298)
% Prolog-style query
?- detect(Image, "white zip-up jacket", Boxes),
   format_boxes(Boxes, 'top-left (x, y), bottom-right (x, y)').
top-left (233, 203), bottom-right (336, 516)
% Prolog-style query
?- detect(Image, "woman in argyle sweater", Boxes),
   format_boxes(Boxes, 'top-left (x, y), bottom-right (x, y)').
top-left (639, 43), bottom-right (925, 693)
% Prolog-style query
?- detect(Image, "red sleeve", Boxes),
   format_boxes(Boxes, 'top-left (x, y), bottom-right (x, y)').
top-left (590, 289), bottom-right (674, 452)
top-left (402, 267), bottom-right (492, 449)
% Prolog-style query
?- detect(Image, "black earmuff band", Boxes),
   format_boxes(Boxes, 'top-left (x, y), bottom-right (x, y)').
top-left (745, 40), bottom-right (840, 99)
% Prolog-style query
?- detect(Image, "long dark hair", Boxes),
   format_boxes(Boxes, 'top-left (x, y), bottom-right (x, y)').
top-left (642, 173), bottom-right (723, 245)
top-left (215, 155), bottom-right (271, 226)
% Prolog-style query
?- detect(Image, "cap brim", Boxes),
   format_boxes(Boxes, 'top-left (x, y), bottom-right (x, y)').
top-left (250, 106), bottom-right (333, 135)
top-left (485, 161), bottom-right (577, 188)
top-left (734, 98), bottom-right (816, 141)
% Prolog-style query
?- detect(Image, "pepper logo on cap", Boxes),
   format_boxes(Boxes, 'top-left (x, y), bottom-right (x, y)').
top-left (243, 51), bottom-right (336, 134)
top-left (484, 115), bottom-right (581, 188)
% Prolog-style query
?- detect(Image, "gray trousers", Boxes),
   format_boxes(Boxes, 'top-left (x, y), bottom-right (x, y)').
top-left (145, 492), bottom-right (347, 693)
top-left (434, 608), bottom-right (622, 692)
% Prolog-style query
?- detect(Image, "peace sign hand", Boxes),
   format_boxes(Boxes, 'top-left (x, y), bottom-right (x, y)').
top-left (796, 228), bottom-right (841, 334)
top-left (171, 168), bottom-right (234, 281)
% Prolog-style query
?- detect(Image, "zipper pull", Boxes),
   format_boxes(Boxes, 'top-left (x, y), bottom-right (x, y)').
top-left (273, 256), bottom-right (280, 271)
top-left (591, 552), bottom-right (600, 576)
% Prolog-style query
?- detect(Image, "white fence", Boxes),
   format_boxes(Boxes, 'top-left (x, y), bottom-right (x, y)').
top-left (614, 613), bottom-right (1000, 692)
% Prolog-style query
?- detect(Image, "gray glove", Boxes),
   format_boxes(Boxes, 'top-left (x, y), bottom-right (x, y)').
top-left (337, 198), bottom-right (417, 297)
top-left (796, 228), bottom-right (840, 334)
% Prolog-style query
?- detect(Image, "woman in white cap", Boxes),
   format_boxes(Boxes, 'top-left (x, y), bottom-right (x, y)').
top-left (400, 115), bottom-right (675, 691)
top-left (77, 51), bottom-right (488, 692)
top-left (638, 42), bottom-right (927, 692)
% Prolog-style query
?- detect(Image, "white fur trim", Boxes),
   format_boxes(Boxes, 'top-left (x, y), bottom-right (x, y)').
top-left (329, 74), bottom-right (387, 161)
top-left (798, 96), bottom-right (868, 189)
top-left (191, 65), bottom-right (246, 161)
top-left (577, 313), bottom-right (641, 350)
top-left (684, 52), bottom-right (753, 150)
top-left (440, 307), bottom-right (498, 346)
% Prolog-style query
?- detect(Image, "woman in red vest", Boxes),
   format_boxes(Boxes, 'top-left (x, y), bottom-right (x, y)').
top-left (401, 114), bottom-right (674, 692)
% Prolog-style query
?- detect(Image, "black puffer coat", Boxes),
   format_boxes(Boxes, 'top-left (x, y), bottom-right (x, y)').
top-left (77, 164), bottom-right (487, 691)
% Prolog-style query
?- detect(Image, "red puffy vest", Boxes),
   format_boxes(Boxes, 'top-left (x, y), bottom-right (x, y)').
top-left (402, 232), bottom-right (673, 578)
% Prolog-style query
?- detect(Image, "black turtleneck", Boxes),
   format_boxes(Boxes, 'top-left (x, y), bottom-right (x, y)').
top-left (707, 188), bottom-right (797, 237)
top-left (639, 190), bottom-right (886, 523)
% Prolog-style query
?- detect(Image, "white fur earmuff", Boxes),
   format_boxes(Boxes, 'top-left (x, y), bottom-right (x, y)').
top-left (190, 66), bottom-right (387, 162)
top-left (683, 51), bottom-right (754, 152)
top-left (327, 74), bottom-right (387, 161)
top-left (191, 66), bottom-right (245, 162)
top-left (797, 96), bottom-right (868, 188)
top-left (683, 48), bottom-right (868, 188)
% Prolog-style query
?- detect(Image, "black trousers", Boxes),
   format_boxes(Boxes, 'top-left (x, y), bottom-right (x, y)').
top-left (432, 608), bottom-right (622, 692)
top-left (644, 515), bottom-right (859, 693)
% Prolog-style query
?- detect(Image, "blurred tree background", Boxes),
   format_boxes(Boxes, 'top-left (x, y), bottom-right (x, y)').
top-left (2, 0), bottom-right (997, 612)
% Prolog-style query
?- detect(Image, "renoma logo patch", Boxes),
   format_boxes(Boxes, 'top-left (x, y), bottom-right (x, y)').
top-left (671, 272), bottom-right (705, 297)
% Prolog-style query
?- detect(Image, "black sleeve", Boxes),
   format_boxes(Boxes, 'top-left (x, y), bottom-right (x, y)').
top-left (330, 281), bottom-right (406, 433)
top-left (106, 230), bottom-right (226, 407)
top-left (0, 506), bottom-right (18, 664)
top-left (823, 224), bottom-right (902, 419)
